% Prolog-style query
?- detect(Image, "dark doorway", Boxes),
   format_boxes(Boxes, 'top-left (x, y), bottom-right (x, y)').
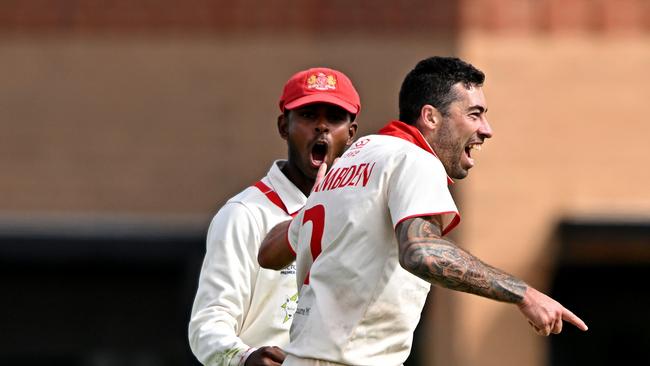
top-left (550, 219), bottom-right (650, 366)
top-left (0, 218), bottom-right (205, 366)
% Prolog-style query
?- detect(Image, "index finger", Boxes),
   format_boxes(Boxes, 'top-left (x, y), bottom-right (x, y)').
top-left (562, 307), bottom-right (588, 331)
top-left (312, 162), bottom-right (328, 192)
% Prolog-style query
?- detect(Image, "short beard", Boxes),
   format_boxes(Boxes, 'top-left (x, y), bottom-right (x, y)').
top-left (432, 117), bottom-right (468, 179)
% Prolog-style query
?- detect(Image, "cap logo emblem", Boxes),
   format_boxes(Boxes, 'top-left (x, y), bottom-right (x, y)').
top-left (306, 73), bottom-right (337, 91)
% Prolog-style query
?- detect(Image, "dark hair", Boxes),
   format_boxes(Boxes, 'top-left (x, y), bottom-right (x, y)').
top-left (398, 56), bottom-right (485, 124)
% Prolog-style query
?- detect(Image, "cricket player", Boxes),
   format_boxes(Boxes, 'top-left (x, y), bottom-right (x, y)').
top-left (189, 67), bottom-right (359, 366)
top-left (258, 57), bottom-right (588, 366)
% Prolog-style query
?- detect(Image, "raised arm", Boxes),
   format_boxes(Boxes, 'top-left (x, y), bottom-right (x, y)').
top-left (396, 215), bottom-right (588, 335)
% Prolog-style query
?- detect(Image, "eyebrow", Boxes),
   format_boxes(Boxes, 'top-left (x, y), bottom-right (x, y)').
top-left (468, 105), bottom-right (487, 113)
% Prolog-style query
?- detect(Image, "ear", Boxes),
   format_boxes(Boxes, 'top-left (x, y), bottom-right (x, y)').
top-left (346, 121), bottom-right (359, 146)
top-left (277, 113), bottom-right (289, 140)
top-left (416, 104), bottom-right (442, 132)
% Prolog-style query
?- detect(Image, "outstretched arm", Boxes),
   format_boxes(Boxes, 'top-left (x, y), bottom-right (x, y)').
top-left (396, 215), bottom-right (588, 335)
top-left (396, 215), bottom-right (527, 302)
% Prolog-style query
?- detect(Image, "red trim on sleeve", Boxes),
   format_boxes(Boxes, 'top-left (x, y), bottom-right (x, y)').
top-left (441, 213), bottom-right (461, 236)
top-left (395, 211), bottom-right (461, 236)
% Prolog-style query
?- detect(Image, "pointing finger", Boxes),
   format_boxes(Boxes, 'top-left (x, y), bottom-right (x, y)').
top-left (562, 308), bottom-right (588, 331)
top-left (312, 162), bottom-right (328, 192)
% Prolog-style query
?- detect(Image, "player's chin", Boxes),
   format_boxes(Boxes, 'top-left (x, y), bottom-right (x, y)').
top-left (450, 165), bottom-right (470, 180)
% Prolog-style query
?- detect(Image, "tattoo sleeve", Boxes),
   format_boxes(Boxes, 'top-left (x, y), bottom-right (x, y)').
top-left (396, 216), bottom-right (527, 303)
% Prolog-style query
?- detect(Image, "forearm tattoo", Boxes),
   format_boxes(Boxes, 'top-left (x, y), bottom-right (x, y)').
top-left (396, 216), bottom-right (527, 303)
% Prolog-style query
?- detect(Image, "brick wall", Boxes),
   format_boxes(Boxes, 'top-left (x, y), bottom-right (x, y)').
top-left (0, 0), bottom-right (458, 34)
top-left (0, 36), bottom-right (454, 215)
top-left (460, 0), bottom-right (650, 34)
top-left (2, 0), bottom-right (647, 35)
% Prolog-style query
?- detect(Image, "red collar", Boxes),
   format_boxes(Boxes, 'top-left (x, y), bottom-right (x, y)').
top-left (378, 120), bottom-right (454, 184)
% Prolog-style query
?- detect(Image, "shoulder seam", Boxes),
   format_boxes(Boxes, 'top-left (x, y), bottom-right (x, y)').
top-left (222, 200), bottom-right (264, 243)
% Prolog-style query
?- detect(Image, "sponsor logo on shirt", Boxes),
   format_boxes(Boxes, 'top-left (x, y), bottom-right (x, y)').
top-left (280, 292), bottom-right (299, 323)
top-left (342, 138), bottom-right (370, 158)
top-left (349, 138), bottom-right (370, 150)
top-left (280, 263), bottom-right (296, 275)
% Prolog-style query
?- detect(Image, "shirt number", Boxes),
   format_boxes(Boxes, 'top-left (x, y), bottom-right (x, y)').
top-left (302, 204), bottom-right (325, 285)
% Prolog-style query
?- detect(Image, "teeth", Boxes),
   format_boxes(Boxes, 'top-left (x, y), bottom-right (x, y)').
top-left (470, 144), bottom-right (482, 151)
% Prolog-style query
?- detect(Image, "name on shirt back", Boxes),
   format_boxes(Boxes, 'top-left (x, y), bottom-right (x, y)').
top-left (313, 162), bottom-right (376, 193)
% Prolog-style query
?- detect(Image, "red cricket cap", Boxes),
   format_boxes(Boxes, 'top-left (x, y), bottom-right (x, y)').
top-left (279, 67), bottom-right (361, 115)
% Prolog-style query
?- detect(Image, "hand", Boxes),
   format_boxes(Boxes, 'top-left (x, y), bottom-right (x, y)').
top-left (311, 158), bottom-right (338, 193)
top-left (244, 346), bottom-right (286, 366)
top-left (517, 286), bottom-right (588, 336)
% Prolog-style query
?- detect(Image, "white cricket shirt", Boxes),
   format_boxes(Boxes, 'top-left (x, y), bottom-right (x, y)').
top-left (189, 161), bottom-right (305, 366)
top-left (285, 121), bottom-right (460, 366)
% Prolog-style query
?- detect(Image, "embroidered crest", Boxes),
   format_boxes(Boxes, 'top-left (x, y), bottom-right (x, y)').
top-left (306, 72), bottom-right (337, 91)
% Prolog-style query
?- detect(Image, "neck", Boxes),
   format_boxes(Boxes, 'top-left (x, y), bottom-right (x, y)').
top-left (281, 161), bottom-right (314, 197)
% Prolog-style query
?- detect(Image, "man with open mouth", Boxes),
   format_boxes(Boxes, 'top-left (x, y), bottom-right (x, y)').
top-left (277, 68), bottom-right (359, 198)
top-left (189, 67), bottom-right (359, 366)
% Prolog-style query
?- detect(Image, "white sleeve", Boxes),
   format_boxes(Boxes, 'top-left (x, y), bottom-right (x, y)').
top-left (188, 202), bottom-right (260, 366)
top-left (387, 153), bottom-right (460, 235)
